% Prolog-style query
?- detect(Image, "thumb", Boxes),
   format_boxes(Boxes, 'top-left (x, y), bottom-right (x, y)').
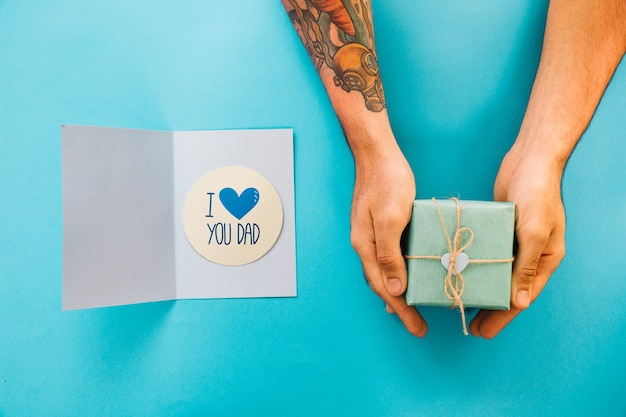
top-left (375, 238), bottom-right (408, 297)
top-left (511, 233), bottom-right (546, 309)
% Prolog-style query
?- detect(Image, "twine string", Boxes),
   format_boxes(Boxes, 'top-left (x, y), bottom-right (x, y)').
top-left (434, 198), bottom-right (470, 335)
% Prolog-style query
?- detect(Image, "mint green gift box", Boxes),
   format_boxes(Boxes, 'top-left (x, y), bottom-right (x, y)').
top-left (405, 199), bottom-right (515, 311)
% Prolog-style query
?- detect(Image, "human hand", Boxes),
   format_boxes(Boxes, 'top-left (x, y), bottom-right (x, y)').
top-left (350, 140), bottom-right (427, 337)
top-left (470, 147), bottom-right (566, 338)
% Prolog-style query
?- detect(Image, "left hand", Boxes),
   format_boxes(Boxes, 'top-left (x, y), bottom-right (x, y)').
top-left (350, 139), bottom-right (428, 337)
top-left (470, 146), bottom-right (566, 338)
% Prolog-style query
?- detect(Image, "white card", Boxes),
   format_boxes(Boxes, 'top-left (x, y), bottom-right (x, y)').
top-left (62, 125), bottom-right (296, 310)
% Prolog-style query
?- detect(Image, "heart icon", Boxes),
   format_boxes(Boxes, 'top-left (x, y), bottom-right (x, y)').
top-left (219, 187), bottom-right (260, 220)
top-left (441, 252), bottom-right (469, 275)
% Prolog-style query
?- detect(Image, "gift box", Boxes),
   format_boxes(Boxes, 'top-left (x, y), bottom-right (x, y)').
top-left (405, 198), bottom-right (515, 333)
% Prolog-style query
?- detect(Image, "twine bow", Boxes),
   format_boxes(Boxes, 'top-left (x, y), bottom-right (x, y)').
top-left (406, 198), bottom-right (514, 335)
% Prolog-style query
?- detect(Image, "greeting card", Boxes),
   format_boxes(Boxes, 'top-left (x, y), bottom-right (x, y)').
top-left (62, 125), bottom-right (296, 310)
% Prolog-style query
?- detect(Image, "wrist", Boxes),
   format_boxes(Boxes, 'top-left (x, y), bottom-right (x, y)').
top-left (509, 122), bottom-right (577, 173)
top-left (351, 133), bottom-right (404, 172)
top-left (341, 113), bottom-right (400, 162)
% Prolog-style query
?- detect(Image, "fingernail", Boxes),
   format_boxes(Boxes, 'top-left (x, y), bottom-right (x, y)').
top-left (516, 290), bottom-right (530, 308)
top-left (386, 278), bottom-right (402, 295)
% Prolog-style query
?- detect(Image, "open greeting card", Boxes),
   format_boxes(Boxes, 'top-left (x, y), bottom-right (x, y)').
top-left (62, 125), bottom-right (296, 310)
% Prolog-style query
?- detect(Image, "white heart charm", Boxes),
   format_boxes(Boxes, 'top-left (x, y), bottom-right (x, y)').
top-left (441, 252), bottom-right (469, 275)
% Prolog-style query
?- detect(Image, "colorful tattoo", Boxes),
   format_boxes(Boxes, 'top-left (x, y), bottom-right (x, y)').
top-left (285, 0), bottom-right (385, 112)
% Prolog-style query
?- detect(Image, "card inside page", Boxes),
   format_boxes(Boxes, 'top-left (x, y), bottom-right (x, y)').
top-left (62, 125), bottom-right (176, 309)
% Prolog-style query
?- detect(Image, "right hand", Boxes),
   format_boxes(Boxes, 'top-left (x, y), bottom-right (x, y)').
top-left (349, 140), bottom-right (427, 337)
top-left (470, 146), bottom-right (566, 338)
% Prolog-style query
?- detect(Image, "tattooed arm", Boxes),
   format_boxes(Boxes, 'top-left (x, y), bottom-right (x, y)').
top-left (470, 0), bottom-right (626, 338)
top-left (282, 0), bottom-right (427, 337)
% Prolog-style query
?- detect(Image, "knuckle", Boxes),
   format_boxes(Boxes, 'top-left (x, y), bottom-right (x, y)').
top-left (554, 244), bottom-right (566, 262)
top-left (515, 264), bottom-right (537, 286)
top-left (376, 252), bottom-right (400, 269)
top-left (379, 209), bottom-right (410, 231)
top-left (518, 223), bottom-right (549, 246)
top-left (350, 234), bottom-right (363, 253)
top-left (350, 231), bottom-right (369, 255)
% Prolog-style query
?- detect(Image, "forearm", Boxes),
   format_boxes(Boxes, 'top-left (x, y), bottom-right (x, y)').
top-left (281, 0), bottom-right (397, 161)
top-left (513, 0), bottom-right (626, 169)
top-left (282, 1), bottom-right (425, 336)
top-left (475, 0), bottom-right (626, 337)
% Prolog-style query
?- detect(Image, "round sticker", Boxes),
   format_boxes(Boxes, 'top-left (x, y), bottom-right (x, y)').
top-left (182, 166), bottom-right (284, 266)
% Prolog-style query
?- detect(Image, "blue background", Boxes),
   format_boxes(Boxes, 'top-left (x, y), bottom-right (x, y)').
top-left (1, 1), bottom-right (625, 415)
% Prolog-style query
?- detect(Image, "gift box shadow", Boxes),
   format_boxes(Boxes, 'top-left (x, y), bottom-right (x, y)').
top-left (409, 306), bottom-right (498, 365)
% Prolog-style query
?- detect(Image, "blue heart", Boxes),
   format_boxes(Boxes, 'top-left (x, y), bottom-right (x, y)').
top-left (219, 187), bottom-right (260, 220)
